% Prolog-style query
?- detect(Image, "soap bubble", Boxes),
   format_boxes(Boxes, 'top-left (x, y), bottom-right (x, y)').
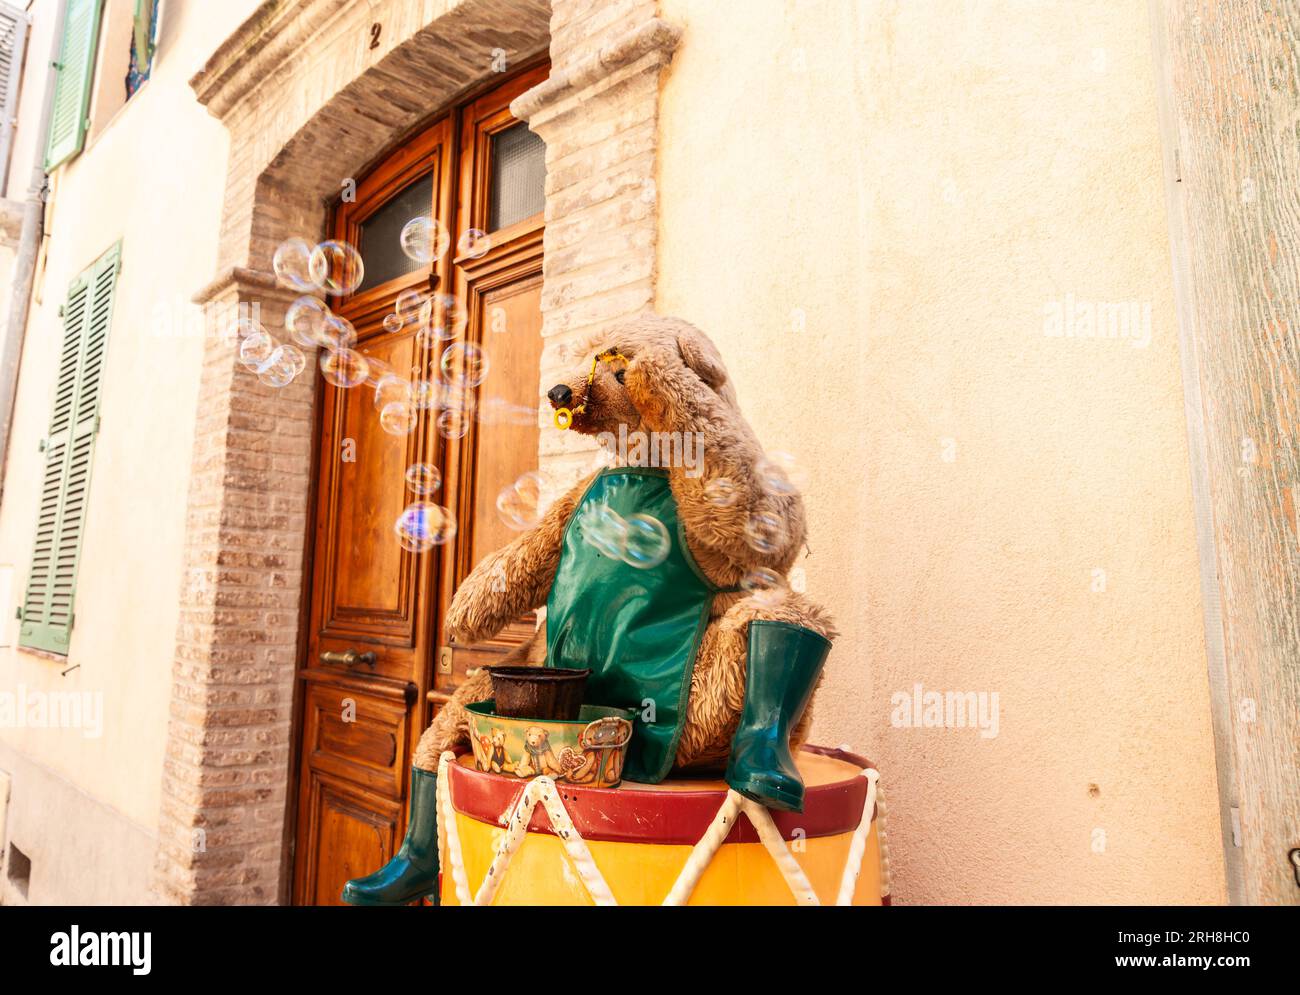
top-left (309, 240), bottom-right (364, 296)
top-left (419, 294), bottom-right (466, 342)
top-left (394, 502), bottom-right (456, 552)
top-left (411, 378), bottom-right (439, 409)
top-left (363, 355), bottom-right (394, 386)
top-left (703, 477), bottom-right (738, 508)
top-left (440, 342), bottom-right (489, 388)
top-left (320, 347), bottom-right (370, 388)
top-left (395, 288), bottom-right (428, 323)
top-left (257, 344), bottom-right (306, 388)
top-left (374, 374), bottom-right (413, 411)
top-left (379, 400), bottom-right (417, 436)
top-left (239, 329), bottom-right (276, 370)
top-left (405, 463), bottom-right (442, 495)
top-left (741, 567), bottom-right (789, 607)
top-left (382, 312), bottom-right (403, 334)
top-left (578, 503), bottom-right (629, 559)
top-left (496, 471), bottom-right (556, 531)
top-left (231, 312), bottom-right (268, 344)
top-left (755, 451), bottom-right (806, 496)
top-left (457, 228), bottom-right (491, 259)
top-left (400, 216), bottom-right (450, 263)
top-left (436, 407), bottom-right (471, 440)
top-left (271, 343), bottom-right (306, 379)
top-left (622, 514), bottom-right (670, 569)
top-left (744, 510), bottom-right (787, 555)
top-left (273, 238), bottom-right (317, 292)
top-left (438, 381), bottom-right (477, 414)
top-left (285, 295), bottom-right (331, 348)
top-left (322, 313), bottom-right (358, 350)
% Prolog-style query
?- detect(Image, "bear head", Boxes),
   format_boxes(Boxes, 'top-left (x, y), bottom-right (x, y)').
top-left (545, 314), bottom-right (737, 437)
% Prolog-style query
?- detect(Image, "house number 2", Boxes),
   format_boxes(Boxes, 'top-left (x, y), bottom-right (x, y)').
top-left (370, 23), bottom-right (382, 50)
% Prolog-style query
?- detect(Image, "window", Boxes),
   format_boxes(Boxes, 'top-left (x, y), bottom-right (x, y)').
top-left (0, 2), bottom-right (30, 193)
top-left (19, 243), bottom-right (121, 654)
top-left (44, 0), bottom-right (104, 171)
top-left (488, 121), bottom-right (545, 230)
top-left (46, 0), bottom-right (165, 170)
top-left (125, 0), bottom-right (158, 97)
top-left (355, 173), bottom-right (435, 293)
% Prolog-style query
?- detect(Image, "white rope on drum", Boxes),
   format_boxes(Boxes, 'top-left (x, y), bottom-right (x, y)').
top-left (437, 752), bottom-right (474, 906)
top-left (471, 774), bottom-right (535, 906)
top-left (664, 789), bottom-right (821, 905)
top-left (438, 752), bottom-right (884, 907)
top-left (742, 798), bottom-right (821, 906)
top-left (835, 767), bottom-right (879, 906)
top-left (873, 777), bottom-right (894, 901)
top-left (532, 778), bottom-right (618, 906)
top-left (662, 789), bottom-right (745, 906)
top-left (439, 754), bottom-right (616, 906)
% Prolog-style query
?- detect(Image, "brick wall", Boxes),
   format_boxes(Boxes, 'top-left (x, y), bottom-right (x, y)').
top-left (521, 4), bottom-right (679, 483)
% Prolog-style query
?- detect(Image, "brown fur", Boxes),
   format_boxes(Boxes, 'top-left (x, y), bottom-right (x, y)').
top-left (413, 314), bottom-right (836, 774)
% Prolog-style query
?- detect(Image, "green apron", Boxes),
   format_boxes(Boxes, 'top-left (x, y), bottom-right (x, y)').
top-left (546, 467), bottom-right (720, 784)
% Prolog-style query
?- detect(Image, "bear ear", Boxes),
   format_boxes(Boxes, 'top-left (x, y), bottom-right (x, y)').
top-left (676, 329), bottom-right (728, 392)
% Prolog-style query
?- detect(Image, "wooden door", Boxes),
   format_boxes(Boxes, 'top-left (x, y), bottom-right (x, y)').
top-left (292, 63), bottom-right (548, 906)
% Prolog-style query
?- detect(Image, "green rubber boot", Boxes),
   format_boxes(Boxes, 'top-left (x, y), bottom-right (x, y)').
top-left (725, 620), bottom-right (832, 813)
top-left (341, 766), bottom-right (440, 906)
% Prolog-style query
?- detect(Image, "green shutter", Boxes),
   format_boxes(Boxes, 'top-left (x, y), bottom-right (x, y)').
top-left (20, 243), bottom-right (120, 653)
top-left (43, 0), bottom-right (103, 172)
top-left (0, 3), bottom-right (32, 192)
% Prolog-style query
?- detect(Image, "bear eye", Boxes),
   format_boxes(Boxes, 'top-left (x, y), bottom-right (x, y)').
top-left (614, 369), bottom-right (626, 385)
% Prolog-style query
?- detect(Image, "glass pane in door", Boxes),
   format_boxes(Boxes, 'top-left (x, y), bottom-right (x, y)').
top-left (488, 122), bottom-right (545, 231)
top-left (356, 173), bottom-right (435, 292)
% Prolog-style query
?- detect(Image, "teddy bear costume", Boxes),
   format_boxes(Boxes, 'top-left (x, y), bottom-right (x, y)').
top-left (342, 316), bottom-right (834, 906)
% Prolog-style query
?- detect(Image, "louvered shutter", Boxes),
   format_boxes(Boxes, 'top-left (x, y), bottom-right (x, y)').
top-left (20, 243), bottom-right (120, 653)
top-left (0, 2), bottom-right (29, 193)
top-left (44, 0), bottom-right (103, 172)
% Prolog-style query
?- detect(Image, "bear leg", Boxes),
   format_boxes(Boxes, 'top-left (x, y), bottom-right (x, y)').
top-left (673, 592), bottom-right (837, 772)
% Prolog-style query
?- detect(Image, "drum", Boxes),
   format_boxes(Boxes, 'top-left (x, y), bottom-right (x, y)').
top-left (436, 744), bottom-right (891, 906)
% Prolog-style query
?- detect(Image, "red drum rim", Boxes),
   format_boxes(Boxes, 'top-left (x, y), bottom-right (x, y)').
top-left (446, 743), bottom-right (876, 846)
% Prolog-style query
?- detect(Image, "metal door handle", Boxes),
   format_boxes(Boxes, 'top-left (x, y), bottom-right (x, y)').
top-left (320, 649), bottom-right (377, 669)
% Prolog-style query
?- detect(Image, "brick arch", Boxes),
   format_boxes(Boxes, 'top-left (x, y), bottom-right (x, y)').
top-left (157, 0), bottom-right (680, 904)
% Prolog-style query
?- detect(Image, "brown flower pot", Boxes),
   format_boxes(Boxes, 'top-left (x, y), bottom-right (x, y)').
top-left (488, 666), bottom-right (590, 720)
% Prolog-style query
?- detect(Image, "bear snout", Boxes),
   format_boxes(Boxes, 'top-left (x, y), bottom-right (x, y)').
top-left (547, 383), bottom-right (573, 408)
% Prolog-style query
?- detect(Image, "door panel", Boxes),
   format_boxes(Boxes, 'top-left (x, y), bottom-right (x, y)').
top-left (318, 325), bottom-right (423, 645)
top-left (469, 276), bottom-right (545, 562)
top-left (292, 63), bottom-right (549, 905)
top-left (293, 116), bottom-right (454, 905)
top-left (299, 770), bottom-right (402, 907)
top-left (301, 682), bottom-right (408, 797)
top-left (434, 64), bottom-right (549, 697)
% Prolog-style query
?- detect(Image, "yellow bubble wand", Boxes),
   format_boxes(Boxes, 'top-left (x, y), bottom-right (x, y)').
top-left (554, 350), bottom-right (629, 430)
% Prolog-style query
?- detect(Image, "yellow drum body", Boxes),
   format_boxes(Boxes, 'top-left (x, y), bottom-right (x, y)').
top-left (438, 745), bottom-right (888, 906)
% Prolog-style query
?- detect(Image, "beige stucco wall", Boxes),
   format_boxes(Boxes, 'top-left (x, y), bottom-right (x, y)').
top-left (0, 0), bottom-right (260, 868)
top-left (656, 0), bottom-right (1227, 904)
top-left (0, 0), bottom-right (1230, 905)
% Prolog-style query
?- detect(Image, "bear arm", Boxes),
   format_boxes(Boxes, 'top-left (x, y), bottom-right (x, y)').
top-left (443, 473), bottom-right (594, 645)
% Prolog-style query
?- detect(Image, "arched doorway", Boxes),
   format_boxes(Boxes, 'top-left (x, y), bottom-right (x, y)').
top-left (290, 61), bottom-right (548, 905)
